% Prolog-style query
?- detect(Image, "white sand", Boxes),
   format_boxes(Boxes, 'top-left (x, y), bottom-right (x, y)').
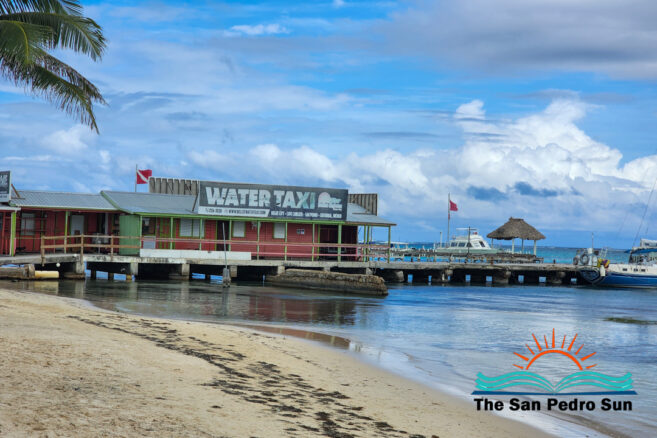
top-left (0, 288), bottom-right (554, 437)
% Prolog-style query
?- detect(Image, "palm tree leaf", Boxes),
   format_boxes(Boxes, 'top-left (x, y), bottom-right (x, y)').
top-left (35, 49), bottom-right (105, 103)
top-left (0, 1), bottom-right (82, 15)
top-left (0, 0), bottom-right (105, 131)
top-left (0, 50), bottom-right (103, 131)
top-left (2, 11), bottom-right (105, 59)
top-left (0, 19), bottom-right (51, 61)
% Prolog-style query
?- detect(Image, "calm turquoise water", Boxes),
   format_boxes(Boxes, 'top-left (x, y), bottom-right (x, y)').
top-left (4, 275), bottom-right (655, 438)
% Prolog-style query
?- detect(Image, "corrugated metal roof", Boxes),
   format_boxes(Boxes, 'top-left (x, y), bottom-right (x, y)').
top-left (10, 190), bottom-right (117, 210)
top-left (346, 203), bottom-right (395, 226)
top-left (102, 191), bottom-right (196, 215)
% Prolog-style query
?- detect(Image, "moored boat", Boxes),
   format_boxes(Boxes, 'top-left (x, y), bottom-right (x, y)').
top-left (434, 228), bottom-right (499, 256)
top-left (578, 239), bottom-right (657, 288)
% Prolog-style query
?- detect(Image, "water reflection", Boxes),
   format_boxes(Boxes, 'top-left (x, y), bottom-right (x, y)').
top-left (8, 279), bottom-right (364, 326)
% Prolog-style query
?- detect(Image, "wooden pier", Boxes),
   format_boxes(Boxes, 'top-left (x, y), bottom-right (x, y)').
top-left (0, 252), bottom-right (582, 286)
top-left (0, 233), bottom-right (587, 286)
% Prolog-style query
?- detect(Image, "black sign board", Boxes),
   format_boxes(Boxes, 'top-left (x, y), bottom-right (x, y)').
top-left (197, 181), bottom-right (348, 221)
top-left (0, 171), bottom-right (10, 203)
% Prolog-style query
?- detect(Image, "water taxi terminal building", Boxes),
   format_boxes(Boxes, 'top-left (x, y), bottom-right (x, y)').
top-left (0, 176), bottom-right (395, 262)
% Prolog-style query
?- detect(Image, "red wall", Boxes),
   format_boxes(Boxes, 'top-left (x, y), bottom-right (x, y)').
top-left (230, 222), bottom-right (316, 259)
top-left (169, 218), bottom-right (221, 251)
top-left (5, 209), bottom-right (364, 260)
top-left (0, 212), bottom-right (11, 255)
top-left (14, 209), bottom-right (115, 253)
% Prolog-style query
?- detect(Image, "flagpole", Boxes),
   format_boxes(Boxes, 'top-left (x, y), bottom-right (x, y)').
top-left (447, 192), bottom-right (450, 248)
top-left (134, 164), bottom-right (137, 192)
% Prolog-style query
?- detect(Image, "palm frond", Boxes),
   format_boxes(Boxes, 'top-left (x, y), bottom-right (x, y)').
top-left (0, 0), bottom-right (105, 131)
top-left (2, 12), bottom-right (105, 59)
top-left (0, 50), bottom-right (104, 131)
top-left (0, 1), bottom-right (82, 16)
top-left (0, 20), bottom-right (51, 61)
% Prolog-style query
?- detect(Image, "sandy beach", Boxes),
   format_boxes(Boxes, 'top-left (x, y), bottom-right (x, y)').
top-left (0, 288), bottom-right (553, 438)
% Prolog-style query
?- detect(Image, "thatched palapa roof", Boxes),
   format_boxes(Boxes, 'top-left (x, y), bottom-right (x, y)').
top-left (487, 217), bottom-right (546, 241)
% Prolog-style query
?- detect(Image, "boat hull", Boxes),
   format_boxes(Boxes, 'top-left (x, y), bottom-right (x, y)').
top-left (580, 267), bottom-right (657, 288)
top-left (597, 272), bottom-right (657, 288)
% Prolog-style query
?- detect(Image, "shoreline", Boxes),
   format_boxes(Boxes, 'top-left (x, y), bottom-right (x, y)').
top-left (0, 287), bottom-right (554, 437)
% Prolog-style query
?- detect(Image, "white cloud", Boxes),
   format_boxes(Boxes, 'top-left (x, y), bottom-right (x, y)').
top-left (333, 0), bottom-right (346, 8)
top-left (186, 98), bottom-right (657, 233)
top-left (225, 24), bottom-right (290, 37)
top-left (40, 125), bottom-right (96, 155)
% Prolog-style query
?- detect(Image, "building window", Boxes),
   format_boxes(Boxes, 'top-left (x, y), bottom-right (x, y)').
top-left (21, 213), bottom-right (35, 236)
top-left (180, 218), bottom-right (203, 237)
top-left (273, 222), bottom-right (286, 239)
top-left (141, 217), bottom-right (155, 235)
top-left (232, 221), bottom-right (245, 238)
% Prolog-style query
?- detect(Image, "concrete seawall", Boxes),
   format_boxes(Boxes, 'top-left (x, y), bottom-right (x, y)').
top-left (267, 269), bottom-right (388, 296)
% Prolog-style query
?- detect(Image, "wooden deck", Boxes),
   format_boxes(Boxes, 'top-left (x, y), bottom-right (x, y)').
top-left (0, 251), bottom-right (582, 286)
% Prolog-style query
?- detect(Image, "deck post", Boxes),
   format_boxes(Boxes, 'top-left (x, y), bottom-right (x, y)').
top-left (284, 222), bottom-right (288, 261)
top-left (257, 221), bottom-right (261, 260)
top-left (367, 226), bottom-right (371, 262)
top-left (311, 223), bottom-right (315, 261)
top-left (198, 219), bottom-right (203, 250)
top-left (228, 220), bottom-right (232, 251)
top-left (387, 226), bottom-right (391, 263)
top-left (9, 211), bottom-right (16, 256)
top-left (337, 224), bottom-right (342, 262)
top-left (64, 211), bottom-right (69, 254)
top-left (169, 217), bottom-right (174, 249)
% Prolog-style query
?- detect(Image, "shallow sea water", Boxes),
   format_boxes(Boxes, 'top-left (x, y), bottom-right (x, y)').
top-left (4, 276), bottom-right (655, 438)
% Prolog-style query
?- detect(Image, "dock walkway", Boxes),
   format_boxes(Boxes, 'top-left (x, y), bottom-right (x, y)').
top-left (1, 252), bottom-right (582, 286)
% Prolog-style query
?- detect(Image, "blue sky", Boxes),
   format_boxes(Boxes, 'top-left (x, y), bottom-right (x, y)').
top-left (3, 0), bottom-right (657, 248)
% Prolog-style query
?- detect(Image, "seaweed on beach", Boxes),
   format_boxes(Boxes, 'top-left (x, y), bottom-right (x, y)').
top-left (605, 317), bottom-right (657, 325)
top-left (66, 312), bottom-right (423, 438)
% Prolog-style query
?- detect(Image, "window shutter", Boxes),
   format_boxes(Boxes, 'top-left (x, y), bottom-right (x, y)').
top-left (273, 222), bottom-right (285, 239)
top-left (180, 218), bottom-right (192, 236)
top-left (232, 221), bottom-right (245, 237)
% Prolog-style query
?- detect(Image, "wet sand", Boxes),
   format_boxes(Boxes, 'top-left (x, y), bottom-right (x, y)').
top-left (0, 288), bottom-right (554, 437)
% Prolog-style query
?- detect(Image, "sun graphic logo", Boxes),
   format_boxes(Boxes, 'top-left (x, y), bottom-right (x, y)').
top-left (473, 329), bottom-right (636, 395)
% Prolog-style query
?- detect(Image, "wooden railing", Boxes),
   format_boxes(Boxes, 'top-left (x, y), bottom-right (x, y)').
top-left (40, 234), bottom-right (391, 262)
top-left (40, 234), bottom-right (141, 258)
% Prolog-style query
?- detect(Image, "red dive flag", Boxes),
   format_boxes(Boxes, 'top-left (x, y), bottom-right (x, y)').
top-left (449, 200), bottom-right (458, 212)
top-left (136, 169), bottom-right (152, 184)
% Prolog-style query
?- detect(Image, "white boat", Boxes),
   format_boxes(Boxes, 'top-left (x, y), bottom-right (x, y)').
top-left (435, 228), bottom-right (499, 256)
top-left (578, 239), bottom-right (657, 288)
